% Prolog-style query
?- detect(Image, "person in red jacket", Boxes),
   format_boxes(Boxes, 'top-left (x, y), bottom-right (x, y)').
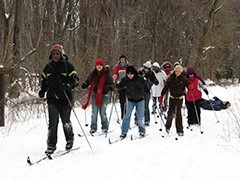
top-left (185, 67), bottom-right (208, 127)
top-left (112, 55), bottom-right (129, 119)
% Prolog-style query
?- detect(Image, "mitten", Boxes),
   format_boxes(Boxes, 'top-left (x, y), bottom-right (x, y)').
top-left (112, 74), bottom-right (117, 80)
top-left (81, 82), bottom-right (88, 89)
top-left (38, 90), bottom-right (45, 98)
top-left (203, 88), bottom-right (209, 95)
top-left (158, 96), bottom-right (164, 104)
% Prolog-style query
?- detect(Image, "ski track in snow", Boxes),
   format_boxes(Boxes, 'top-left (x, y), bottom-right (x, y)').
top-left (1, 85), bottom-right (240, 180)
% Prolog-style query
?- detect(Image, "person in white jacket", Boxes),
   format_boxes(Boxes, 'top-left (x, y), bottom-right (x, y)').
top-left (151, 62), bottom-right (167, 114)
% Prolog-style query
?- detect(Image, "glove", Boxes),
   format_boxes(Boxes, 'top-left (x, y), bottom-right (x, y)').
top-left (81, 82), bottom-right (88, 89)
top-left (38, 90), bottom-right (45, 98)
top-left (112, 74), bottom-right (117, 80)
top-left (158, 96), bottom-right (163, 104)
top-left (203, 88), bottom-right (209, 95)
top-left (188, 84), bottom-right (194, 90)
top-left (59, 81), bottom-right (71, 91)
top-left (109, 85), bottom-right (118, 94)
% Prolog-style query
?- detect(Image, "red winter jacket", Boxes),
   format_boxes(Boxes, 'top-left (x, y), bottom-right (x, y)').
top-left (112, 63), bottom-right (129, 80)
top-left (186, 77), bottom-right (202, 102)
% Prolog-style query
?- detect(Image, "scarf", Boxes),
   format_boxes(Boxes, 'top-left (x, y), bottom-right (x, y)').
top-left (82, 73), bottom-right (106, 109)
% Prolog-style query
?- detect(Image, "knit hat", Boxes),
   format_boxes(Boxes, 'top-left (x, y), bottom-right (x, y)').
top-left (119, 55), bottom-right (127, 60)
top-left (95, 59), bottom-right (105, 66)
top-left (143, 61), bottom-right (152, 69)
top-left (152, 62), bottom-right (160, 69)
top-left (174, 65), bottom-right (183, 72)
top-left (51, 44), bottom-right (65, 54)
top-left (126, 65), bottom-right (137, 75)
top-left (174, 61), bottom-right (181, 67)
top-left (49, 44), bottom-right (65, 60)
top-left (187, 67), bottom-right (196, 75)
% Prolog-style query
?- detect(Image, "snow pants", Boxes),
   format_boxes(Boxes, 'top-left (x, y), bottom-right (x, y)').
top-left (47, 103), bottom-right (74, 148)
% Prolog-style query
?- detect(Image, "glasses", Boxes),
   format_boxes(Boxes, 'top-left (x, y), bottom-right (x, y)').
top-left (96, 64), bottom-right (103, 66)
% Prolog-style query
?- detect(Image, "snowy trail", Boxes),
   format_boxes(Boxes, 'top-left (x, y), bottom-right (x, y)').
top-left (1, 84), bottom-right (240, 180)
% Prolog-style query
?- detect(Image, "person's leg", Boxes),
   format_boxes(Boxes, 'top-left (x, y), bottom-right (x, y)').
top-left (90, 94), bottom-right (98, 133)
top-left (60, 104), bottom-right (74, 150)
top-left (99, 94), bottom-right (109, 131)
top-left (121, 101), bottom-right (135, 135)
top-left (136, 100), bottom-right (146, 135)
top-left (46, 103), bottom-right (60, 153)
top-left (165, 98), bottom-right (176, 130)
top-left (175, 99), bottom-right (184, 134)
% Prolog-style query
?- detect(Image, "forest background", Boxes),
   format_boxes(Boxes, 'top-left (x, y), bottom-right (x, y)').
top-left (0, 0), bottom-right (240, 125)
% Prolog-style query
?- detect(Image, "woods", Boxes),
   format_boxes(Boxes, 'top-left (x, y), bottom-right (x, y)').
top-left (0, 0), bottom-right (239, 98)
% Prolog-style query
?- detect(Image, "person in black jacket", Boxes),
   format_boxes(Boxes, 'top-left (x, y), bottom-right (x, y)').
top-left (135, 61), bottom-right (159, 126)
top-left (39, 44), bottom-right (79, 154)
top-left (117, 65), bottom-right (146, 138)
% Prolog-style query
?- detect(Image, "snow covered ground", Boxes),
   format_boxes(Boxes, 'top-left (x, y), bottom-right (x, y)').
top-left (1, 83), bottom-right (240, 180)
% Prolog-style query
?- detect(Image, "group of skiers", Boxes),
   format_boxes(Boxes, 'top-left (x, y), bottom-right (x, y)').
top-left (38, 44), bottom-right (230, 155)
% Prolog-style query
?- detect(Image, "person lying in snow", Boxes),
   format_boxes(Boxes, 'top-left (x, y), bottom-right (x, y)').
top-left (199, 96), bottom-right (231, 111)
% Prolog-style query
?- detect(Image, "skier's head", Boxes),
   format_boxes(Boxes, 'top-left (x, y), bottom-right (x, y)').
top-left (126, 65), bottom-right (138, 79)
top-left (49, 44), bottom-right (65, 62)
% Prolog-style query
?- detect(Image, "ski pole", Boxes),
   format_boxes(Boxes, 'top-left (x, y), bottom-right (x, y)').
top-left (206, 94), bottom-right (220, 123)
top-left (84, 109), bottom-right (88, 127)
top-left (63, 91), bottom-right (94, 153)
top-left (105, 101), bottom-right (114, 138)
top-left (156, 105), bottom-right (166, 131)
top-left (42, 99), bottom-right (48, 126)
top-left (190, 91), bottom-right (204, 134)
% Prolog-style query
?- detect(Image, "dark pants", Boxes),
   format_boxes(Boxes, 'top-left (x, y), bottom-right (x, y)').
top-left (118, 89), bottom-right (126, 119)
top-left (186, 99), bottom-right (201, 125)
top-left (47, 103), bottom-right (74, 148)
top-left (166, 98), bottom-right (183, 133)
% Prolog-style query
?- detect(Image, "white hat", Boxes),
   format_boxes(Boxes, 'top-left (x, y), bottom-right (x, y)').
top-left (143, 61), bottom-right (152, 69)
top-left (152, 62), bottom-right (160, 69)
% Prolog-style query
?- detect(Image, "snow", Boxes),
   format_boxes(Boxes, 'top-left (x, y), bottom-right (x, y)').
top-left (1, 84), bottom-right (240, 180)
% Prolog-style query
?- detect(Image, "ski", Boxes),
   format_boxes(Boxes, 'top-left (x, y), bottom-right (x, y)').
top-left (130, 134), bottom-right (148, 141)
top-left (78, 130), bottom-right (113, 138)
top-left (46, 147), bottom-right (81, 159)
top-left (27, 147), bottom-right (80, 166)
top-left (108, 137), bottom-right (126, 144)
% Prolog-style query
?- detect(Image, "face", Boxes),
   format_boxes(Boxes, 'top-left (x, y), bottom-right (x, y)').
top-left (127, 73), bottom-right (134, 79)
top-left (175, 70), bottom-right (182, 77)
top-left (120, 58), bottom-right (126, 62)
top-left (96, 64), bottom-right (104, 71)
top-left (51, 50), bottom-right (61, 62)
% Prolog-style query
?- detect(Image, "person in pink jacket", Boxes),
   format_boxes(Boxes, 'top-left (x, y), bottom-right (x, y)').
top-left (186, 67), bottom-right (208, 127)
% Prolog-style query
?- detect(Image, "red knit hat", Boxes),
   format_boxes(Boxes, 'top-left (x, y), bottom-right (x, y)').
top-left (95, 59), bottom-right (105, 66)
top-left (51, 44), bottom-right (65, 54)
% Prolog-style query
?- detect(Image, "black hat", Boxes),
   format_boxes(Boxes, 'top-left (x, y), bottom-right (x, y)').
top-left (126, 65), bottom-right (137, 75)
top-left (119, 55), bottom-right (127, 60)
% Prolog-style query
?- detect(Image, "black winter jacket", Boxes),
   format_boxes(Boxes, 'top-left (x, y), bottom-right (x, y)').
top-left (40, 56), bottom-right (79, 104)
top-left (118, 73), bottom-right (145, 102)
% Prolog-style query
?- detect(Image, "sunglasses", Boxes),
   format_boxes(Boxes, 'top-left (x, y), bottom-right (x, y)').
top-left (96, 64), bottom-right (103, 66)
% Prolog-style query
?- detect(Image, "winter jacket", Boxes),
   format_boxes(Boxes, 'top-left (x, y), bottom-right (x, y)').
top-left (151, 70), bottom-right (166, 97)
top-left (112, 63), bottom-right (129, 81)
top-left (117, 70), bottom-right (145, 102)
top-left (186, 77), bottom-right (203, 102)
top-left (161, 73), bottom-right (189, 98)
top-left (83, 66), bottom-right (113, 95)
top-left (40, 55), bottom-right (79, 104)
top-left (138, 67), bottom-right (159, 93)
